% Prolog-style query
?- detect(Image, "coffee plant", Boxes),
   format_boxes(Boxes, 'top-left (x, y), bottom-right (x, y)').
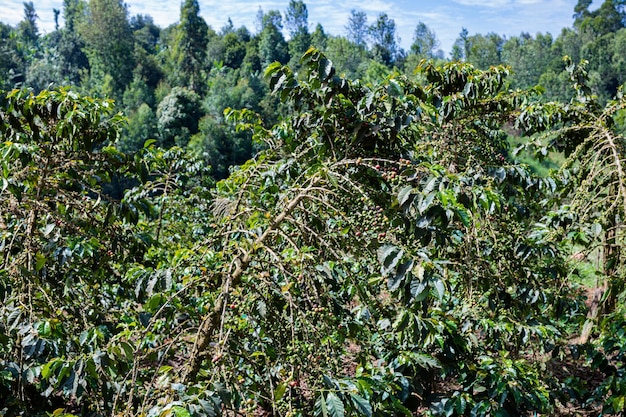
top-left (2, 50), bottom-right (626, 416)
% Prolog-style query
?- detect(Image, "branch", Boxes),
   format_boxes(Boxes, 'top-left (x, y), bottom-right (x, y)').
top-left (182, 175), bottom-right (321, 383)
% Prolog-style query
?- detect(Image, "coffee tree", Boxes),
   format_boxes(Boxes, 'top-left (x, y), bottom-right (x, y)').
top-left (0, 88), bottom-right (135, 413)
top-left (2, 49), bottom-right (626, 416)
top-left (138, 50), bottom-right (581, 416)
top-left (0, 89), bottom-right (211, 414)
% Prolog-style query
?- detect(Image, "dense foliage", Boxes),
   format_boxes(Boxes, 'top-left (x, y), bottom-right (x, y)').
top-left (3, 0), bottom-right (626, 416)
top-left (1, 43), bottom-right (626, 416)
top-left (3, 0), bottom-right (626, 176)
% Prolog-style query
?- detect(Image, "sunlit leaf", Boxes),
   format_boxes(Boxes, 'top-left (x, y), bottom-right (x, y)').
top-left (377, 244), bottom-right (404, 276)
top-left (350, 393), bottom-right (372, 417)
top-left (172, 406), bottom-right (191, 417)
top-left (326, 392), bottom-right (345, 417)
top-left (397, 186), bottom-right (414, 207)
top-left (315, 394), bottom-right (329, 417)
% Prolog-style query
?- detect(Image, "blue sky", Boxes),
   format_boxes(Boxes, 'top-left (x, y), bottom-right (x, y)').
top-left (1, 0), bottom-right (581, 56)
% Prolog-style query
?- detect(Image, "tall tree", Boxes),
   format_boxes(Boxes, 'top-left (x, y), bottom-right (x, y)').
top-left (0, 23), bottom-right (25, 88)
top-left (53, 8), bottom-right (60, 30)
top-left (170, 0), bottom-right (209, 92)
top-left (157, 86), bottom-right (202, 147)
top-left (207, 31), bottom-right (246, 69)
top-left (258, 10), bottom-right (289, 67)
top-left (369, 12), bottom-right (399, 66)
top-left (502, 32), bottom-right (554, 89)
top-left (611, 28), bottom-right (626, 89)
top-left (285, 0), bottom-right (310, 62)
top-left (120, 102), bottom-right (158, 152)
top-left (582, 32), bottom-right (620, 100)
top-left (411, 21), bottom-right (440, 58)
top-left (63, 0), bottom-right (86, 32)
top-left (451, 27), bottom-right (469, 61)
top-left (552, 27), bottom-right (583, 66)
top-left (17, 2), bottom-right (39, 44)
top-left (346, 9), bottom-right (368, 47)
top-left (575, 0), bottom-right (626, 34)
top-left (55, 29), bottom-right (89, 85)
top-left (311, 23), bottom-right (328, 49)
top-left (26, 0), bottom-right (88, 89)
top-left (130, 14), bottom-right (160, 54)
top-left (220, 17), bottom-right (235, 35)
top-left (465, 32), bottom-right (504, 70)
top-left (79, 0), bottom-right (134, 98)
top-left (235, 25), bottom-right (251, 42)
top-left (285, 0), bottom-right (308, 37)
top-left (574, 0), bottom-right (593, 21)
top-left (325, 35), bottom-right (368, 79)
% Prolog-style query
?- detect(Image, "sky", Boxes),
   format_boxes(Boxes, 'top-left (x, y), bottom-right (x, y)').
top-left (0, 0), bottom-right (582, 56)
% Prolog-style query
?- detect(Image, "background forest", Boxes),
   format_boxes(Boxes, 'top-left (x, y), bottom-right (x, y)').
top-left (3, 0), bottom-right (626, 416)
top-left (3, 0), bottom-right (626, 177)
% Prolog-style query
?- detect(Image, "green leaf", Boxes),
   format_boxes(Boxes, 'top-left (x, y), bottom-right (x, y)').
top-left (613, 395), bottom-right (625, 411)
top-left (410, 279), bottom-right (428, 301)
top-left (57, 363), bottom-right (71, 385)
top-left (413, 353), bottom-right (441, 370)
top-left (327, 171), bottom-right (339, 187)
top-left (257, 300), bottom-right (267, 318)
top-left (397, 186), bottom-right (414, 207)
top-left (470, 401), bottom-right (490, 417)
top-left (41, 359), bottom-right (59, 379)
top-left (493, 167), bottom-right (506, 183)
top-left (365, 91), bottom-right (376, 110)
top-left (423, 176), bottom-right (439, 194)
top-left (85, 358), bottom-right (98, 380)
top-left (326, 392), bottom-right (345, 417)
top-left (432, 278), bottom-right (445, 300)
top-left (264, 61), bottom-right (283, 78)
top-left (455, 395), bottom-right (467, 414)
top-left (591, 223), bottom-right (603, 237)
top-left (24, 367), bottom-right (36, 384)
top-left (377, 245), bottom-right (404, 276)
top-left (319, 57), bottom-right (334, 81)
top-left (35, 253), bottom-right (46, 271)
top-left (473, 384), bottom-right (487, 394)
top-left (393, 310), bottom-right (410, 331)
top-left (145, 294), bottom-right (164, 312)
top-left (172, 406), bottom-right (191, 417)
top-left (119, 342), bottom-right (134, 360)
top-left (349, 393), bottom-right (372, 417)
top-left (272, 73), bottom-right (289, 94)
top-left (418, 191), bottom-right (436, 215)
top-left (37, 320), bottom-right (51, 337)
top-left (275, 382), bottom-right (287, 401)
top-left (388, 260), bottom-right (413, 292)
top-left (455, 207), bottom-right (470, 227)
top-left (302, 46), bottom-right (317, 61)
top-left (315, 394), bottom-right (329, 417)
top-left (7, 309), bottom-right (21, 331)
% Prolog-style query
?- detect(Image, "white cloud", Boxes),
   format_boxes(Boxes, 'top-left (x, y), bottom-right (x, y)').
top-left (0, 7), bottom-right (23, 26)
top-left (1, 0), bottom-right (62, 34)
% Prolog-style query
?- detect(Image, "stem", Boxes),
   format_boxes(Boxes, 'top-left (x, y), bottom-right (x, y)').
top-left (155, 166), bottom-right (173, 245)
top-left (182, 177), bottom-right (320, 383)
